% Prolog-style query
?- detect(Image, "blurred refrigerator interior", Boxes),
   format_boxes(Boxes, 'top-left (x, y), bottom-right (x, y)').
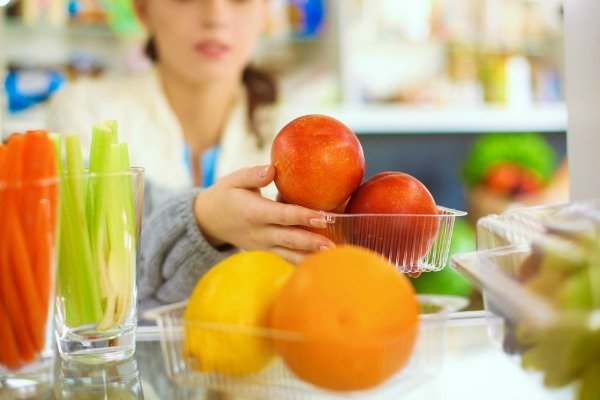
top-left (0, 0), bottom-right (569, 214)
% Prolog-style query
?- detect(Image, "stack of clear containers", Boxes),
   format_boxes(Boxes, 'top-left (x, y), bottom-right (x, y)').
top-left (451, 200), bottom-right (600, 400)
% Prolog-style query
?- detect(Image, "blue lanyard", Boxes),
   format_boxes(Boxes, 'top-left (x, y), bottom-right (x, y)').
top-left (183, 145), bottom-right (219, 188)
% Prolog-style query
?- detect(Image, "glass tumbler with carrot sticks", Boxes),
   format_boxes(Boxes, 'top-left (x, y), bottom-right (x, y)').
top-left (0, 131), bottom-right (59, 394)
top-left (53, 121), bottom-right (144, 364)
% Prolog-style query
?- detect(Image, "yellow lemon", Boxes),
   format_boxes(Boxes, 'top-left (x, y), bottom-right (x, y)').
top-left (183, 251), bottom-right (294, 375)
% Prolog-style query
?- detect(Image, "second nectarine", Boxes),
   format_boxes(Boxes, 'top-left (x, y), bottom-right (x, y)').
top-left (345, 172), bottom-right (439, 265)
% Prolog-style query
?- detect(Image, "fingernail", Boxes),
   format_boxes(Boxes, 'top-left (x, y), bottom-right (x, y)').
top-left (309, 218), bottom-right (327, 228)
top-left (319, 245), bottom-right (330, 251)
top-left (258, 165), bottom-right (270, 178)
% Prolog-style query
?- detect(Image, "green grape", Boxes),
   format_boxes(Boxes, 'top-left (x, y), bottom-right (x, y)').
top-left (520, 330), bottom-right (578, 387)
top-left (520, 313), bottom-right (598, 389)
top-left (524, 267), bottom-right (566, 300)
top-left (536, 238), bottom-right (588, 274)
top-left (514, 321), bottom-right (537, 345)
top-left (577, 361), bottom-right (600, 400)
top-left (558, 270), bottom-right (594, 309)
top-left (510, 208), bottom-right (600, 397)
top-left (588, 250), bottom-right (600, 308)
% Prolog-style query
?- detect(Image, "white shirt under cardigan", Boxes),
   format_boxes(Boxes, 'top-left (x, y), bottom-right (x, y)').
top-left (47, 69), bottom-right (279, 317)
top-left (48, 68), bottom-right (277, 195)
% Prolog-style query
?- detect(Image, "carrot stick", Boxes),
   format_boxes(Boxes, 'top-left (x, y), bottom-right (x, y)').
top-left (5, 136), bottom-right (44, 351)
top-left (0, 136), bottom-right (37, 364)
top-left (0, 144), bottom-right (6, 170)
top-left (0, 143), bottom-right (7, 227)
top-left (9, 209), bottom-right (45, 352)
top-left (0, 257), bottom-right (36, 366)
top-left (42, 135), bottom-right (58, 322)
top-left (18, 132), bottom-right (57, 352)
top-left (0, 143), bottom-right (9, 334)
top-left (1, 213), bottom-right (37, 363)
top-left (21, 131), bottom-right (57, 315)
top-left (22, 132), bottom-right (50, 266)
top-left (6, 134), bottom-right (24, 205)
top-left (0, 295), bottom-right (22, 369)
top-left (44, 137), bottom-right (58, 239)
top-left (33, 138), bottom-right (57, 320)
top-left (0, 143), bottom-right (22, 370)
top-left (32, 201), bottom-right (52, 325)
top-left (0, 143), bottom-right (7, 219)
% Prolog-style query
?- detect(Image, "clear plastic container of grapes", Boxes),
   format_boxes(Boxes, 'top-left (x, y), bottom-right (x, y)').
top-left (451, 200), bottom-right (600, 400)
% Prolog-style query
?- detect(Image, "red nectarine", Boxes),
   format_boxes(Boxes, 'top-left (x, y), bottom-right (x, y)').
top-left (271, 115), bottom-right (365, 211)
top-left (345, 172), bottom-right (439, 265)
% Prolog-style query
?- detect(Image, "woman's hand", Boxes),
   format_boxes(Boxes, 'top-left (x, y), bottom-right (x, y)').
top-left (194, 164), bottom-right (335, 264)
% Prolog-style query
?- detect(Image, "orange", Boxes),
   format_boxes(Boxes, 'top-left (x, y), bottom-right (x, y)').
top-left (268, 245), bottom-right (419, 391)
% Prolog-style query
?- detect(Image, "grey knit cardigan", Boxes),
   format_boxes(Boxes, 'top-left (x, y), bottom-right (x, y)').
top-left (138, 183), bottom-right (237, 319)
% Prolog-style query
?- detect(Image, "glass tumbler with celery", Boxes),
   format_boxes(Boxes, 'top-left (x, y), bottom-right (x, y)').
top-left (53, 121), bottom-right (144, 364)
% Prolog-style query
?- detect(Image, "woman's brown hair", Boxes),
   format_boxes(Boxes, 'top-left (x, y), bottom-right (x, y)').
top-left (145, 37), bottom-right (277, 148)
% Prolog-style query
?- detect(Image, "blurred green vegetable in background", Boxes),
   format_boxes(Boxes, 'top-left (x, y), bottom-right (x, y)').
top-left (462, 133), bottom-right (557, 188)
top-left (411, 219), bottom-right (475, 297)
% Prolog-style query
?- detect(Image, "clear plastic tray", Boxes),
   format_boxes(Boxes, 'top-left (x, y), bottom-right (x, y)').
top-left (476, 199), bottom-right (600, 250)
top-left (451, 245), bottom-right (558, 330)
top-left (452, 200), bottom-right (600, 399)
top-left (451, 246), bottom-right (599, 398)
top-left (308, 207), bottom-right (466, 273)
top-left (144, 295), bottom-right (467, 400)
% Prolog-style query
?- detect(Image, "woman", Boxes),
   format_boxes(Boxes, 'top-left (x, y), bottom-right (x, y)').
top-left (48, 0), bottom-right (334, 312)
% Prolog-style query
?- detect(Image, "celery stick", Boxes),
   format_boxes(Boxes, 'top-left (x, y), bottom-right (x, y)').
top-left (65, 136), bottom-right (87, 209)
top-left (87, 123), bottom-right (116, 223)
top-left (50, 134), bottom-right (63, 173)
top-left (118, 144), bottom-right (136, 242)
top-left (88, 121), bottom-right (117, 174)
top-left (97, 143), bottom-right (135, 330)
top-left (114, 144), bottom-right (135, 327)
top-left (52, 134), bottom-right (103, 326)
top-left (59, 187), bottom-right (92, 326)
top-left (87, 122), bottom-right (136, 330)
top-left (87, 122), bottom-right (120, 329)
top-left (51, 134), bottom-right (81, 324)
top-left (87, 122), bottom-right (117, 299)
top-left (63, 135), bottom-right (103, 326)
top-left (117, 144), bottom-right (136, 324)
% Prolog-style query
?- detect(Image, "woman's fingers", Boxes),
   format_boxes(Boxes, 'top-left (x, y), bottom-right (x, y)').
top-left (265, 226), bottom-right (334, 252)
top-left (250, 199), bottom-right (329, 229)
top-left (219, 165), bottom-right (330, 228)
top-left (273, 203), bottom-right (329, 228)
top-left (194, 165), bottom-right (339, 255)
top-left (220, 165), bottom-right (275, 190)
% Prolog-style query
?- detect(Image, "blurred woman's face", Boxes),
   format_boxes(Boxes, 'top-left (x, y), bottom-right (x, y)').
top-left (137, 0), bottom-right (268, 85)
